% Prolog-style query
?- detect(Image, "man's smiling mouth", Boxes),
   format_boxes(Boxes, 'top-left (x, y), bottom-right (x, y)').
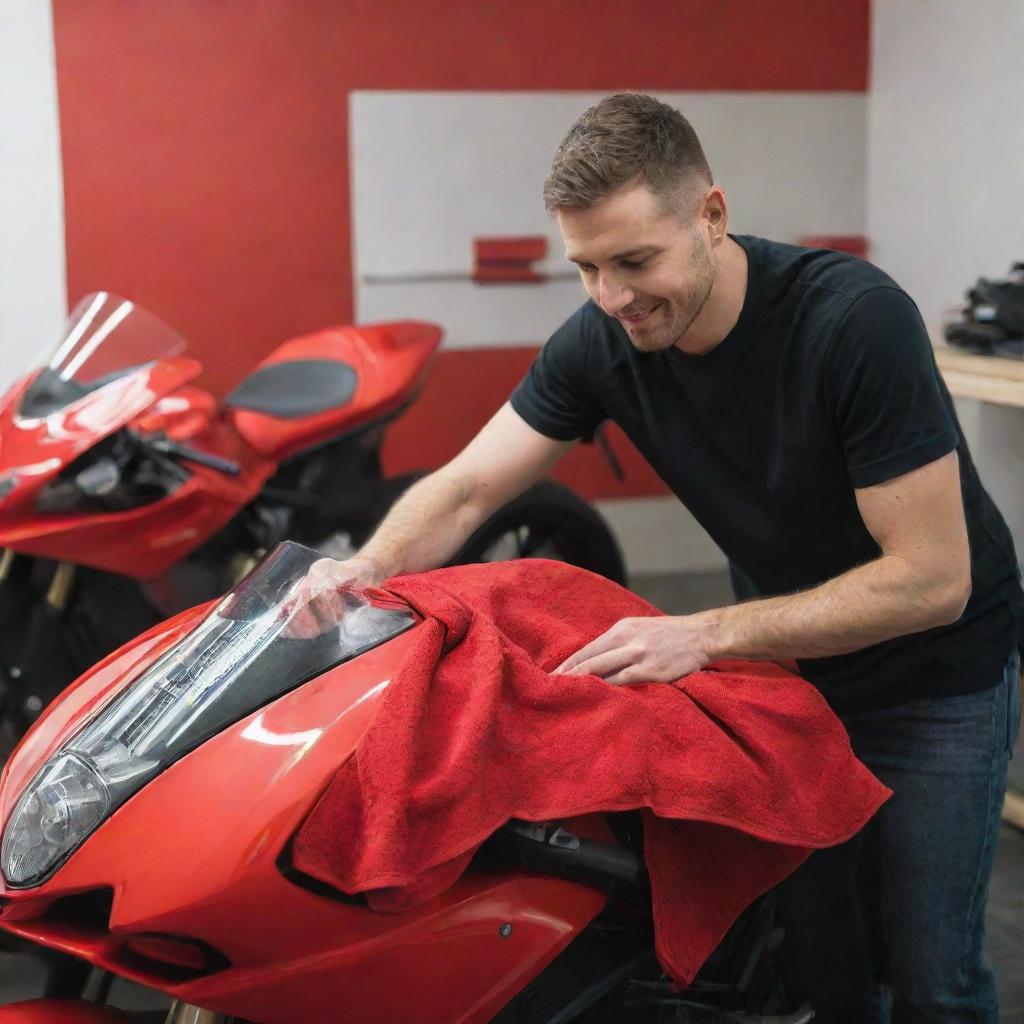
top-left (618, 303), bottom-right (661, 325)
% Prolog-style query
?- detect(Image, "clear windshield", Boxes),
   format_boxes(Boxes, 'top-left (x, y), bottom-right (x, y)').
top-left (17, 293), bottom-right (190, 419)
top-left (1, 541), bottom-right (414, 888)
top-left (49, 292), bottom-right (187, 384)
top-left (74, 540), bottom-right (413, 771)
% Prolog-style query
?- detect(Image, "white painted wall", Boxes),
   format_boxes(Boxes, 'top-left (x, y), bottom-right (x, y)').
top-left (868, 1), bottom-right (1024, 338)
top-left (0, 0), bottom-right (67, 395)
top-left (868, 2), bottom-right (1024, 554)
top-left (352, 91), bottom-right (867, 347)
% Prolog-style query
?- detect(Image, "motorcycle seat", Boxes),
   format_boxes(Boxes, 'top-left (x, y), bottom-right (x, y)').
top-left (225, 360), bottom-right (358, 418)
top-left (228, 321), bottom-right (442, 461)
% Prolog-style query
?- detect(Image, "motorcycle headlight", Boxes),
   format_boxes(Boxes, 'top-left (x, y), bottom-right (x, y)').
top-left (2, 754), bottom-right (109, 888)
top-left (1, 541), bottom-right (413, 888)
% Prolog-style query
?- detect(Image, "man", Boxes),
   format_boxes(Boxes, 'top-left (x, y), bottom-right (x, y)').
top-left (307, 94), bottom-right (1023, 1022)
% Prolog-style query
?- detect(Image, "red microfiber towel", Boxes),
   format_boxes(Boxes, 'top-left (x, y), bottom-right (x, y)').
top-left (292, 559), bottom-right (890, 984)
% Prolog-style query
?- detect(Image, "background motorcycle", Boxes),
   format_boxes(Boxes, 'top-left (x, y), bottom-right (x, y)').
top-left (0, 293), bottom-right (625, 752)
top-left (0, 542), bottom-right (808, 1024)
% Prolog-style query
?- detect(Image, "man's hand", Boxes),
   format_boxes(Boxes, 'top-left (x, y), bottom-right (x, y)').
top-left (282, 555), bottom-right (385, 639)
top-left (554, 613), bottom-right (720, 685)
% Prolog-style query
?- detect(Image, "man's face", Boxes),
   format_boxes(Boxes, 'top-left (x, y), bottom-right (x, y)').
top-left (556, 181), bottom-right (716, 353)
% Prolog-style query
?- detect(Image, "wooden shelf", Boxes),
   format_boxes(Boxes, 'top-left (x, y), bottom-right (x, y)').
top-left (932, 344), bottom-right (1024, 410)
top-left (1005, 788), bottom-right (1024, 832)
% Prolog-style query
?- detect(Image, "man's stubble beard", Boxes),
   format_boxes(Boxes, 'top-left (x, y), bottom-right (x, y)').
top-left (629, 233), bottom-right (716, 354)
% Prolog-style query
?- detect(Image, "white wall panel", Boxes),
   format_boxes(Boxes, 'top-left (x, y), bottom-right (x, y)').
top-left (352, 91), bottom-right (867, 347)
top-left (0, 0), bottom-right (67, 394)
top-left (868, 2), bottom-right (1024, 558)
top-left (868, 1), bottom-right (1024, 337)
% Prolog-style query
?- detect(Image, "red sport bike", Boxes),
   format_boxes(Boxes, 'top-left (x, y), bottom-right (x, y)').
top-left (0, 542), bottom-right (810, 1023)
top-left (0, 294), bottom-right (625, 753)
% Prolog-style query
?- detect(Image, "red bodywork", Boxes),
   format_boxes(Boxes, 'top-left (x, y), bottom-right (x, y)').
top-left (0, 321), bottom-right (441, 579)
top-left (0, 610), bottom-right (607, 1024)
top-left (230, 323), bottom-right (442, 461)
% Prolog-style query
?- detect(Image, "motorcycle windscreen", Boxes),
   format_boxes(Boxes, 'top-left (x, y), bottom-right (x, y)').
top-left (19, 292), bottom-right (188, 418)
top-left (1, 541), bottom-right (414, 888)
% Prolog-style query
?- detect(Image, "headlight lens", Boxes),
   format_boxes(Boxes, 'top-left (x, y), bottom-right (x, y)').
top-left (1, 541), bottom-right (413, 888)
top-left (2, 755), bottom-right (109, 887)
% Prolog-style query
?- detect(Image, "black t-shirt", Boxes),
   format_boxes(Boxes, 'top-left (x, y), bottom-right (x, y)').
top-left (510, 234), bottom-right (1024, 710)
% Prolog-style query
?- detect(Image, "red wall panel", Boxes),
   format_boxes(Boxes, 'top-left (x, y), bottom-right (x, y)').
top-left (383, 347), bottom-right (667, 499)
top-left (51, 0), bottom-right (868, 495)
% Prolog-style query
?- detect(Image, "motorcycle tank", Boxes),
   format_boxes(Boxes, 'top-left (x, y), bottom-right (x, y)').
top-left (0, 543), bottom-right (605, 1024)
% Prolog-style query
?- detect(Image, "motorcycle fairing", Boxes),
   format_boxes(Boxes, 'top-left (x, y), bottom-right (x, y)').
top-left (0, 360), bottom-right (276, 578)
top-left (0, 357), bottom-right (203, 495)
top-left (0, 605), bottom-right (211, 817)
top-left (1, 543), bottom-right (416, 888)
top-left (0, 598), bottom-right (605, 1024)
top-left (228, 322), bottom-right (442, 461)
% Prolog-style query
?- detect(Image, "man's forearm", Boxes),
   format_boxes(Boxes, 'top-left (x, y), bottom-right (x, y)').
top-left (700, 554), bottom-right (971, 663)
top-left (356, 469), bottom-right (492, 579)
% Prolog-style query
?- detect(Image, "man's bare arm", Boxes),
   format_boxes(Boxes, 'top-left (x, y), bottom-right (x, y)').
top-left (703, 451), bottom-right (971, 659)
top-left (321, 403), bottom-right (574, 589)
top-left (559, 451), bottom-right (972, 682)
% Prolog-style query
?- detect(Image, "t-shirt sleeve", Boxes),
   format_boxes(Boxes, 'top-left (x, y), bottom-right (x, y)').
top-left (825, 286), bottom-right (959, 488)
top-left (509, 306), bottom-right (605, 441)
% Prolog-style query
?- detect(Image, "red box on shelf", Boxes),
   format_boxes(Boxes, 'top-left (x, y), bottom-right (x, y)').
top-left (473, 235), bottom-right (548, 284)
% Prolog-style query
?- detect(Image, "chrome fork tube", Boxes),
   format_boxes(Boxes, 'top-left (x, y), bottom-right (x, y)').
top-left (164, 1001), bottom-right (229, 1024)
top-left (45, 561), bottom-right (75, 611)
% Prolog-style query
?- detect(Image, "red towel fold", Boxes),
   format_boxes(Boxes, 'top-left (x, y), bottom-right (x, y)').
top-left (292, 559), bottom-right (890, 984)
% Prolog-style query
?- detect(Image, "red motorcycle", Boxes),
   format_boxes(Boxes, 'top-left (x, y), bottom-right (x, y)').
top-left (0, 294), bottom-right (625, 751)
top-left (0, 542), bottom-right (810, 1023)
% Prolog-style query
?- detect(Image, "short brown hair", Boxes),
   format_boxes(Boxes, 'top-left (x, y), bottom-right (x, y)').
top-left (543, 93), bottom-right (712, 216)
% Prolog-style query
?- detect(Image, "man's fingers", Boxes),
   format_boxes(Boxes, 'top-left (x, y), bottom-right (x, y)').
top-left (556, 644), bottom-right (608, 673)
top-left (281, 606), bottom-right (321, 640)
top-left (316, 587), bottom-right (344, 624)
top-left (281, 587), bottom-right (348, 639)
top-left (558, 646), bottom-right (636, 680)
top-left (555, 649), bottom-right (591, 673)
top-left (603, 667), bottom-right (647, 686)
top-left (283, 576), bottom-right (326, 615)
top-left (555, 625), bottom-right (628, 672)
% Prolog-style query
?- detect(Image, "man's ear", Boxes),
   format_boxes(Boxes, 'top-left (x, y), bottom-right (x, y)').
top-left (702, 186), bottom-right (728, 245)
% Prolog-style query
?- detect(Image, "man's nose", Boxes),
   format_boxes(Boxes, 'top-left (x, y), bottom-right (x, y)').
top-left (597, 272), bottom-right (634, 315)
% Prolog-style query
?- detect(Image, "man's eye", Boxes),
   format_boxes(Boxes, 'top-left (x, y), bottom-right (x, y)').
top-left (579, 265), bottom-right (597, 275)
top-left (621, 260), bottom-right (646, 271)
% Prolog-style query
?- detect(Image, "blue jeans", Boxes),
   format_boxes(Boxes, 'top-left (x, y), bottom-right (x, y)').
top-left (774, 649), bottom-right (1021, 1023)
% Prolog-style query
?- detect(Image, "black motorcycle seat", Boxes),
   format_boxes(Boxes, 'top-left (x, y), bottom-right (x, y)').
top-left (225, 360), bottom-right (358, 419)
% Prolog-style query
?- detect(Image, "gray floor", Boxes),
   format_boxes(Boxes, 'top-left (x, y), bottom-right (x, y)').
top-left (631, 569), bottom-right (1024, 1022)
top-left (0, 569), bottom-right (1021, 1019)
